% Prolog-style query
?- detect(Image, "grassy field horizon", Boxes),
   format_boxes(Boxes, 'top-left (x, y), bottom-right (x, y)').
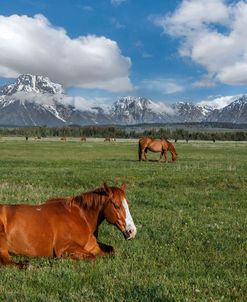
top-left (0, 138), bottom-right (246, 301)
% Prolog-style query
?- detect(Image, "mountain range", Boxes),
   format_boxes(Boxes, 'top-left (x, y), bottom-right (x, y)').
top-left (0, 74), bottom-right (246, 126)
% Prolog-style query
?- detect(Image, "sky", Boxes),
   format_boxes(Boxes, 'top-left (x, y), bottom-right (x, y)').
top-left (1, 0), bottom-right (247, 108)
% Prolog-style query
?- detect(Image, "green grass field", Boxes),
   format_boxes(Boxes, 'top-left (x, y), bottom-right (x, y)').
top-left (0, 138), bottom-right (246, 301)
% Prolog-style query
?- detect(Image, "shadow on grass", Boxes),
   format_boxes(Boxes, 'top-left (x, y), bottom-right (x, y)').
top-left (104, 158), bottom-right (165, 163)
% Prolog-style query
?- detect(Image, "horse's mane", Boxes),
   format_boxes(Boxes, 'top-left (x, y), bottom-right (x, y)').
top-left (72, 187), bottom-right (108, 210)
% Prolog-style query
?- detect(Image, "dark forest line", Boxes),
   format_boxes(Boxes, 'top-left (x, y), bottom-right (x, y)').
top-left (0, 123), bottom-right (247, 141)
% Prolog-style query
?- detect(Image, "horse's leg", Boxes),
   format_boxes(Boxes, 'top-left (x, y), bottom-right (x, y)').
top-left (140, 146), bottom-right (146, 161)
top-left (56, 242), bottom-right (96, 260)
top-left (144, 148), bottom-right (148, 161)
top-left (84, 236), bottom-right (114, 257)
top-left (97, 241), bottom-right (114, 254)
top-left (139, 148), bottom-right (143, 161)
top-left (92, 230), bottom-right (114, 254)
top-left (159, 151), bottom-right (164, 162)
top-left (164, 150), bottom-right (168, 162)
top-left (56, 237), bottom-right (113, 260)
top-left (0, 225), bottom-right (17, 266)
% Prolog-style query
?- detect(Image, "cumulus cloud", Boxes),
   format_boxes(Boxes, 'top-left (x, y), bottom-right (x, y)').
top-left (0, 14), bottom-right (132, 92)
top-left (152, 0), bottom-right (247, 86)
top-left (142, 78), bottom-right (184, 94)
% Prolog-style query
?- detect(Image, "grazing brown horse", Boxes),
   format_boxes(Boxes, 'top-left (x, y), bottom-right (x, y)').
top-left (0, 183), bottom-right (136, 267)
top-left (138, 137), bottom-right (177, 162)
top-left (80, 136), bottom-right (87, 142)
top-left (60, 137), bottom-right (67, 141)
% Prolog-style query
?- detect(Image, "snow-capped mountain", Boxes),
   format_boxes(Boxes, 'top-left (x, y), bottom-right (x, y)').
top-left (206, 95), bottom-right (247, 123)
top-left (0, 74), bottom-right (110, 126)
top-left (110, 97), bottom-right (175, 124)
top-left (109, 97), bottom-right (214, 124)
top-left (0, 74), bottom-right (64, 96)
top-left (0, 74), bottom-right (246, 126)
top-left (109, 97), bottom-right (215, 124)
top-left (172, 101), bottom-right (213, 122)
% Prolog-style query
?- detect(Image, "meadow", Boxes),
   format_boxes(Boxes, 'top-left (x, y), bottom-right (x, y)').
top-left (0, 137), bottom-right (246, 301)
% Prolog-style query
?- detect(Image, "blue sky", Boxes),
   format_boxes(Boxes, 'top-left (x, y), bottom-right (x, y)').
top-left (1, 0), bottom-right (247, 107)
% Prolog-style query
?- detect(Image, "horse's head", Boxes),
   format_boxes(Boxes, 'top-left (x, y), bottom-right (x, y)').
top-left (171, 151), bottom-right (177, 162)
top-left (168, 142), bottom-right (177, 162)
top-left (103, 183), bottom-right (137, 240)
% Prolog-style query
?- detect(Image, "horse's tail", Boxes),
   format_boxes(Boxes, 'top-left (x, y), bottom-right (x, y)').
top-left (138, 139), bottom-right (142, 161)
top-left (168, 141), bottom-right (177, 162)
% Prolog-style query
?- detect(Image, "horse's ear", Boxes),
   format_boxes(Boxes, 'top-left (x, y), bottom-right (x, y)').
top-left (103, 183), bottom-right (112, 197)
top-left (120, 182), bottom-right (126, 191)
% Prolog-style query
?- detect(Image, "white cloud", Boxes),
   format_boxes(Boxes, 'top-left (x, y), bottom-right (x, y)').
top-left (111, 0), bottom-right (126, 6)
top-left (142, 78), bottom-right (184, 94)
top-left (197, 94), bottom-right (242, 109)
top-left (5, 92), bottom-right (58, 105)
top-left (6, 91), bottom-right (111, 112)
top-left (111, 18), bottom-right (125, 29)
top-left (152, 0), bottom-right (247, 86)
top-left (0, 14), bottom-right (133, 92)
top-left (135, 40), bottom-right (153, 59)
top-left (148, 101), bottom-right (176, 115)
top-left (193, 78), bottom-right (216, 88)
top-left (79, 5), bottom-right (94, 12)
top-left (61, 96), bottom-right (111, 112)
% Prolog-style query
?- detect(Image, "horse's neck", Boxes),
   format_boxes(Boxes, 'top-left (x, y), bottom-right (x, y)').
top-left (84, 206), bottom-right (105, 234)
top-left (77, 195), bottom-right (106, 234)
top-left (161, 140), bottom-right (168, 149)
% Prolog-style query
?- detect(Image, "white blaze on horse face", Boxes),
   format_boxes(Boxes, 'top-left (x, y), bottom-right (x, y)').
top-left (122, 198), bottom-right (137, 239)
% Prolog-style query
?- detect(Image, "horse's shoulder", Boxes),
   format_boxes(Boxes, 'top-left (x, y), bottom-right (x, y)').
top-left (139, 137), bottom-right (152, 143)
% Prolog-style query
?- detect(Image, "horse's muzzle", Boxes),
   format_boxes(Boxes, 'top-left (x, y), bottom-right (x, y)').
top-left (123, 226), bottom-right (137, 240)
top-left (123, 230), bottom-right (131, 240)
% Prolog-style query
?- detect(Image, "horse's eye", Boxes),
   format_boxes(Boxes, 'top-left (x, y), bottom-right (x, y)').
top-left (113, 203), bottom-right (120, 209)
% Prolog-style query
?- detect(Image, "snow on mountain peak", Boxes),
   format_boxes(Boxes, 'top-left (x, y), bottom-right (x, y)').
top-left (0, 74), bottom-right (247, 125)
top-left (114, 96), bottom-right (151, 109)
top-left (197, 95), bottom-right (243, 110)
top-left (0, 74), bottom-right (64, 96)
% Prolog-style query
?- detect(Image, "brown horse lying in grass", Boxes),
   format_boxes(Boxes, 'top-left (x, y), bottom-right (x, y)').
top-left (0, 183), bottom-right (136, 267)
top-left (138, 137), bottom-right (177, 162)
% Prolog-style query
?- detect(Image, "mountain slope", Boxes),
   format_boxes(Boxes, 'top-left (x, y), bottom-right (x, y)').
top-left (0, 74), bottom-right (111, 126)
top-left (0, 74), bottom-right (246, 126)
top-left (206, 95), bottom-right (247, 123)
top-left (172, 102), bottom-right (212, 122)
top-left (110, 97), bottom-right (175, 124)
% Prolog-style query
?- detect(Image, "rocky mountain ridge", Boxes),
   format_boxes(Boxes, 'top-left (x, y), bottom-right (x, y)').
top-left (0, 74), bottom-right (246, 126)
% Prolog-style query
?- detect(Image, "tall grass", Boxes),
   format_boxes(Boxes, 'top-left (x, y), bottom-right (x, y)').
top-left (0, 139), bottom-right (246, 301)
